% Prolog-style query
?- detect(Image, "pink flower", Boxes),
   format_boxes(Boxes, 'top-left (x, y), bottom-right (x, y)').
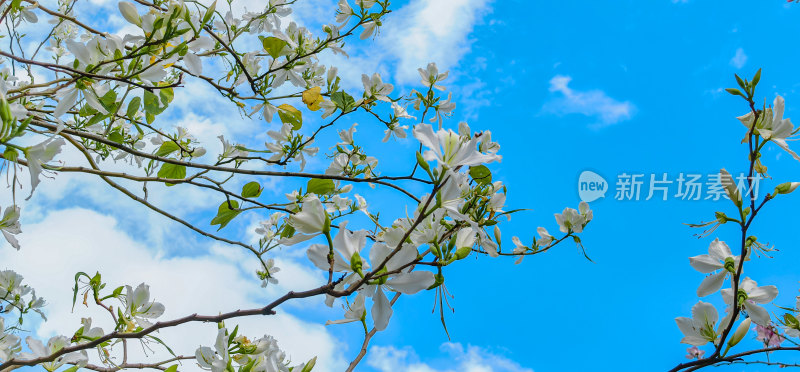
top-left (685, 346), bottom-right (705, 360)
top-left (755, 324), bottom-right (785, 347)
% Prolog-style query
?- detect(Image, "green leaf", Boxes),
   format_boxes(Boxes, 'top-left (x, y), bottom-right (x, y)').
top-left (143, 90), bottom-right (166, 115)
top-left (469, 165), bottom-right (492, 185)
top-left (331, 91), bottom-right (355, 111)
top-left (241, 181), bottom-right (262, 198)
top-left (752, 68), bottom-right (762, 88)
top-left (99, 90), bottom-right (118, 112)
top-left (277, 104), bottom-right (302, 130)
top-left (159, 87), bottom-right (174, 105)
top-left (280, 224), bottom-right (295, 239)
top-left (126, 96), bottom-right (141, 118)
top-left (62, 366), bottom-right (80, 372)
top-left (259, 36), bottom-right (288, 59)
top-left (108, 130), bottom-right (125, 144)
top-left (306, 178), bottom-right (335, 195)
top-left (164, 365), bottom-right (178, 372)
top-left (157, 163), bottom-right (186, 186)
top-left (210, 200), bottom-right (241, 230)
top-left (724, 88), bottom-right (744, 98)
top-left (155, 141), bottom-right (181, 157)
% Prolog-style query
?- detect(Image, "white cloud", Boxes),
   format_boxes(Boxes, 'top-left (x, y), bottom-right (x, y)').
top-left (542, 75), bottom-right (635, 127)
top-left (730, 47), bottom-right (747, 69)
top-left (380, 0), bottom-right (492, 84)
top-left (367, 343), bottom-right (533, 372)
top-left (322, 0), bottom-right (493, 90)
top-left (0, 208), bottom-right (347, 371)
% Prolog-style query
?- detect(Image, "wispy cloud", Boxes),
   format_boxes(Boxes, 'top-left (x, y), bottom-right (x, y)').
top-left (730, 47), bottom-right (747, 69)
top-left (367, 343), bottom-right (533, 372)
top-left (542, 75), bottom-right (635, 127)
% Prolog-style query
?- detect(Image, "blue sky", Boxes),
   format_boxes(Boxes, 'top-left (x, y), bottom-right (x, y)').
top-left (350, 0), bottom-right (800, 371)
top-left (4, 0), bottom-right (800, 371)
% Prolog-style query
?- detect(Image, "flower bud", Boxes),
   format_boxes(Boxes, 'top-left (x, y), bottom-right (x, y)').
top-left (0, 93), bottom-right (13, 125)
top-left (720, 169), bottom-right (742, 207)
top-left (322, 214), bottom-right (331, 234)
top-left (349, 251), bottom-right (363, 277)
top-left (415, 151), bottom-right (430, 173)
top-left (728, 317), bottom-right (751, 348)
top-left (118, 2), bottom-right (142, 26)
top-left (453, 246), bottom-right (471, 261)
top-left (774, 182), bottom-right (800, 195)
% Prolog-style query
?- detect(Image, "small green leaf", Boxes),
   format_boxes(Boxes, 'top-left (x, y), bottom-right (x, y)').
top-left (277, 104), bottom-right (302, 130)
top-left (752, 68), bottom-right (762, 88)
top-left (155, 141), bottom-right (181, 157)
top-left (143, 90), bottom-right (166, 115)
top-left (159, 87), bottom-right (174, 105)
top-left (210, 200), bottom-right (241, 230)
top-left (306, 178), bottom-right (335, 195)
top-left (724, 88), bottom-right (744, 98)
top-left (126, 96), bottom-right (141, 118)
top-left (259, 36), bottom-right (288, 59)
top-left (331, 91), bottom-right (355, 111)
top-left (99, 89), bottom-right (118, 112)
top-left (157, 163), bottom-right (186, 186)
top-left (469, 165), bottom-right (492, 185)
top-left (164, 365), bottom-right (178, 372)
top-left (241, 181), bottom-right (262, 198)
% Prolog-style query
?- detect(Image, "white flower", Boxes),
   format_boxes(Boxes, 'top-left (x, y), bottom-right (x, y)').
top-left (382, 123), bottom-right (408, 142)
top-left (196, 328), bottom-right (229, 372)
top-left (336, 0), bottom-right (352, 24)
top-left (535, 227), bottom-right (553, 248)
top-left (0, 317), bottom-right (20, 362)
top-left (362, 73), bottom-right (393, 102)
top-left (737, 95), bottom-right (800, 161)
top-left (326, 293), bottom-right (366, 325)
top-left (433, 93), bottom-right (456, 124)
top-left (675, 301), bottom-right (720, 346)
top-left (23, 138), bottom-right (65, 199)
top-left (413, 123), bottom-right (501, 169)
top-left (417, 62), bottom-right (448, 91)
top-left (721, 277), bottom-right (778, 326)
top-left (366, 243), bottom-right (435, 331)
top-left (183, 52), bottom-right (203, 75)
top-left (555, 202), bottom-right (591, 233)
top-left (76, 318), bottom-right (104, 343)
top-left (121, 283), bottom-right (165, 329)
top-left (360, 20), bottom-right (378, 39)
top-left (20, 336), bottom-right (88, 371)
top-left (306, 221), bottom-right (368, 274)
top-left (689, 239), bottom-right (741, 297)
top-left (261, 259), bottom-right (280, 287)
top-left (0, 205), bottom-right (21, 250)
top-left (281, 196), bottom-right (329, 245)
top-left (338, 123), bottom-right (357, 145)
top-left (218, 135), bottom-right (249, 160)
top-left (391, 102), bottom-right (416, 120)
